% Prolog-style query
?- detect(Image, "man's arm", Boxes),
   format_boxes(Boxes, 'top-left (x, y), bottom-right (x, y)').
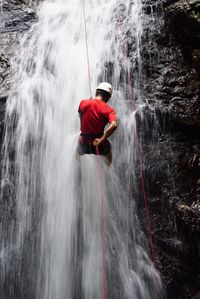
top-left (93, 121), bottom-right (117, 146)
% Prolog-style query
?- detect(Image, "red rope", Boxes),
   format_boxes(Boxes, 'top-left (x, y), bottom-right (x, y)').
top-left (82, 1), bottom-right (108, 298)
top-left (117, 6), bottom-right (158, 270)
top-left (96, 146), bottom-right (109, 299)
top-left (137, 133), bottom-right (158, 268)
top-left (82, 0), bottom-right (92, 98)
top-left (82, 1), bottom-right (158, 297)
top-left (118, 11), bottom-right (161, 299)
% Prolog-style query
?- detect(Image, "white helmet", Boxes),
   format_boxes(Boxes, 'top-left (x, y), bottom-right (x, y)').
top-left (96, 82), bottom-right (113, 97)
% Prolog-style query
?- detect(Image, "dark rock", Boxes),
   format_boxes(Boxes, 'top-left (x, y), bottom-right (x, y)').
top-left (0, 0), bottom-right (37, 96)
top-left (177, 202), bottom-right (200, 232)
top-left (165, 0), bottom-right (200, 68)
top-left (136, 0), bottom-right (200, 296)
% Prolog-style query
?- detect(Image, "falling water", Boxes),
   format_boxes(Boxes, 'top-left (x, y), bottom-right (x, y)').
top-left (1, 0), bottom-right (162, 298)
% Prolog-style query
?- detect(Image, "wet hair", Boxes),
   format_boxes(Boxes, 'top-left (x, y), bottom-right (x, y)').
top-left (95, 89), bottom-right (111, 101)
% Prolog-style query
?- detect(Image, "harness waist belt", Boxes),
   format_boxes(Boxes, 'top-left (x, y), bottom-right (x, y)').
top-left (80, 132), bottom-right (103, 139)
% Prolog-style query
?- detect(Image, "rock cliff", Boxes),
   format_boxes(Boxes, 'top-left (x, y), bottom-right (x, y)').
top-left (139, 1), bottom-right (200, 298)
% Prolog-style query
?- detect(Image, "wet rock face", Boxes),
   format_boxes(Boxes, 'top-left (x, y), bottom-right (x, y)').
top-left (141, 0), bottom-right (200, 127)
top-left (0, 0), bottom-right (38, 141)
top-left (0, 0), bottom-right (37, 96)
top-left (164, 0), bottom-right (200, 127)
top-left (138, 1), bottom-right (200, 298)
top-left (177, 201), bottom-right (200, 232)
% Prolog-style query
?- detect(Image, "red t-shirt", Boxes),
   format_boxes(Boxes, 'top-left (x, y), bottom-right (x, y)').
top-left (78, 98), bottom-right (116, 135)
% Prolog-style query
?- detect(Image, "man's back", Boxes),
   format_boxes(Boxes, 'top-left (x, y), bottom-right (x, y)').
top-left (79, 98), bottom-right (116, 135)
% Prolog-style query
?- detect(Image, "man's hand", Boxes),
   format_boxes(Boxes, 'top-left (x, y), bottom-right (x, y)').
top-left (93, 137), bottom-right (105, 146)
top-left (93, 121), bottom-right (117, 147)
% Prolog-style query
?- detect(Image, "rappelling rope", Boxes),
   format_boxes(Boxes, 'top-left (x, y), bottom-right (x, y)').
top-left (82, 1), bottom-right (108, 299)
top-left (82, 0), bottom-right (158, 297)
top-left (117, 8), bottom-right (158, 270)
top-left (137, 133), bottom-right (158, 269)
top-left (118, 20), bottom-right (160, 299)
top-left (82, 0), bottom-right (92, 98)
top-left (96, 146), bottom-right (109, 299)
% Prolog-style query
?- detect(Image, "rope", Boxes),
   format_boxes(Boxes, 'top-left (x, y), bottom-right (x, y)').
top-left (117, 12), bottom-right (161, 299)
top-left (96, 146), bottom-right (108, 299)
top-left (82, 1), bottom-right (158, 297)
top-left (137, 133), bottom-right (158, 268)
top-left (82, 2), bottom-right (108, 298)
top-left (82, 0), bottom-right (92, 98)
top-left (117, 4), bottom-right (158, 270)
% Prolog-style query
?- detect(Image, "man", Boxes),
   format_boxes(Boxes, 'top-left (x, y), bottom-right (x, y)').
top-left (78, 82), bottom-right (117, 165)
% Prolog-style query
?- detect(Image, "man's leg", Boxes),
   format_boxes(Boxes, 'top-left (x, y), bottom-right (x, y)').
top-left (106, 148), bottom-right (112, 166)
top-left (101, 140), bottom-right (112, 166)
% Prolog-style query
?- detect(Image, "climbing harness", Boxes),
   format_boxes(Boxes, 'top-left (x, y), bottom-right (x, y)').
top-left (78, 137), bottom-right (111, 157)
top-left (80, 132), bottom-right (104, 139)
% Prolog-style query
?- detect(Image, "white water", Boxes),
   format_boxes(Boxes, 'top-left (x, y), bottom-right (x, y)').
top-left (1, 0), bottom-right (162, 298)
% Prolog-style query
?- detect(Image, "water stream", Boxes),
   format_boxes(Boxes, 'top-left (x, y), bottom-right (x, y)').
top-left (1, 0), bottom-right (162, 298)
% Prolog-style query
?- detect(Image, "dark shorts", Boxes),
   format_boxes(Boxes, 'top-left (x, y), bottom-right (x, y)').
top-left (77, 138), bottom-right (111, 156)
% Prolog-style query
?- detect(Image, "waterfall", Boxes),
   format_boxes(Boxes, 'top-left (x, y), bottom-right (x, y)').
top-left (1, 0), bottom-right (162, 298)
